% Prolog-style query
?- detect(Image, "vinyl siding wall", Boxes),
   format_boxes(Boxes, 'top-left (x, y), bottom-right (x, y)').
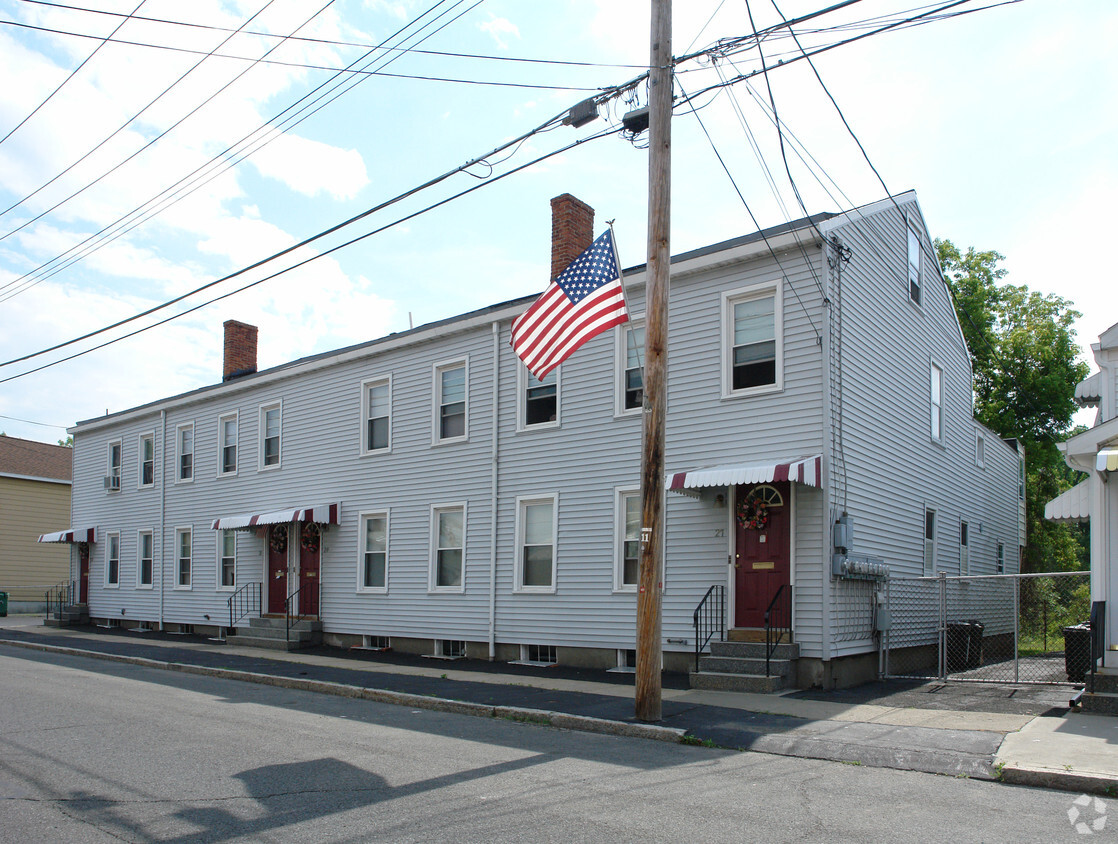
top-left (0, 476), bottom-right (71, 600)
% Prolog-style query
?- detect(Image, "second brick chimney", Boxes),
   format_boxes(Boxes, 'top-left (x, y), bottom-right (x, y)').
top-left (550, 193), bottom-right (594, 282)
top-left (223, 320), bottom-right (258, 382)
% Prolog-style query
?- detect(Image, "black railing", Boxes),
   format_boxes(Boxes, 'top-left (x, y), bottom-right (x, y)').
top-left (44, 580), bottom-right (75, 621)
top-left (693, 584), bottom-right (726, 672)
top-left (765, 584), bottom-right (792, 677)
top-left (1089, 600), bottom-right (1106, 694)
top-left (228, 581), bottom-right (261, 630)
top-left (285, 580), bottom-right (318, 643)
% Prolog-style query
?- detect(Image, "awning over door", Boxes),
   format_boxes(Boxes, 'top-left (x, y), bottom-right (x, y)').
top-left (38, 526), bottom-right (97, 543)
top-left (1097, 448), bottom-right (1118, 472)
top-left (667, 455), bottom-right (822, 497)
top-left (210, 502), bottom-right (341, 531)
top-left (1044, 480), bottom-right (1089, 524)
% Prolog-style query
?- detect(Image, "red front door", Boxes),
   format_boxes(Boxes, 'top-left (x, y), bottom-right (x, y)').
top-left (267, 525), bottom-right (289, 613)
top-left (78, 543), bottom-right (90, 604)
top-left (733, 483), bottom-right (791, 628)
top-left (298, 523), bottom-right (320, 617)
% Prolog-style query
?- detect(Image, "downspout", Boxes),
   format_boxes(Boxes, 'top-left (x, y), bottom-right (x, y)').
top-left (158, 409), bottom-right (167, 631)
top-left (488, 321), bottom-right (500, 661)
top-left (820, 238), bottom-right (835, 668)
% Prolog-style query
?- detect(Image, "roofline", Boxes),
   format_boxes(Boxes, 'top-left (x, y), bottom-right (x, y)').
top-left (0, 471), bottom-right (72, 485)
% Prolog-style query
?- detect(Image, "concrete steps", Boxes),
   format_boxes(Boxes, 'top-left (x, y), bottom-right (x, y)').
top-left (690, 638), bottom-right (799, 693)
top-left (1080, 668), bottom-right (1118, 714)
top-left (44, 604), bottom-right (88, 628)
top-left (227, 615), bottom-right (322, 652)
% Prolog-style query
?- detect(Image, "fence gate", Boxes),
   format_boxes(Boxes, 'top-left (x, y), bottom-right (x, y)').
top-left (882, 571), bottom-right (1091, 684)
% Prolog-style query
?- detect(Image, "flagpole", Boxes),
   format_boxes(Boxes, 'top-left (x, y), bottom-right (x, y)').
top-left (636, 0), bottom-right (671, 723)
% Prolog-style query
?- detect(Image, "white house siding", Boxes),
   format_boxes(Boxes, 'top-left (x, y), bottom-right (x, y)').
top-left (821, 196), bottom-right (1022, 658)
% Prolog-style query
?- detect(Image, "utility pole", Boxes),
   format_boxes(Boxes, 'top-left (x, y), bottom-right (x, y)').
top-left (636, 0), bottom-right (671, 723)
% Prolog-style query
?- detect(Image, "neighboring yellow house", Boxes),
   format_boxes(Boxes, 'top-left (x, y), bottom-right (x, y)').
top-left (0, 436), bottom-right (72, 612)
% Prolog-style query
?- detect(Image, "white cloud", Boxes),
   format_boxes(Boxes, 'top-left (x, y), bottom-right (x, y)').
top-left (248, 134), bottom-right (369, 199)
top-left (479, 17), bottom-right (520, 50)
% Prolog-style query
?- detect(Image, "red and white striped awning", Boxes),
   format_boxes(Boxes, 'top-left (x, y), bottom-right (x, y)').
top-left (667, 455), bottom-right (822, 497)
top-left (211, 503), bottom-right (341, 531)
top-left (38, 526), bottom-right (97, 544)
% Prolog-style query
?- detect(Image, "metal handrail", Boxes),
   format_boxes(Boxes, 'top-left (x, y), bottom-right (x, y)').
top-left (765, 584), bottom-right (792, 676)
top-left (227, 581), bottom-right (261, 630)
top-left (285, 580), bottom-right (318, 643)
top-left (44, 580), bottom-right (75, 621)
top-left (693, 584), bottom-right (726, 672)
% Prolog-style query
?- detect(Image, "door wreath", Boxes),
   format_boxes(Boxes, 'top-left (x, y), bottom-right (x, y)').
top-left (736, 495), bottom-right (770, 531)
top-left (269, 525), bottom-right (288, 554)
top-left (301, 522), bottom-right (320, 553)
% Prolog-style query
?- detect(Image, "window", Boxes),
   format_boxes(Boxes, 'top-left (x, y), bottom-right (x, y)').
top-left (960, 521), bottom-right (969, 575)
top-left (930, 362), bottom-right (943, 443)
top-left (435, 361), bottom-right (467, 442)
top-left (907, 223), bottom-right (922, 305)
top-left (359, 512), bottom-right (388, 592)
top-left (106, 532), bottom-right (120, 587)
top-left (617, 323), bottom-right (644, 414)
top-left (1019, 456), bottom-right (1026, 502)
top-left (976, 430), bottom-right (986, 468)
top-left (177, 423), bottom-right (194, 482)
top-left (139, 433), bottom-right (154, 488)
top-left (175, 527), bottom-right (192, 589)
top-left (520, 366), bottom-right (558, 429)
top-left (616, 489), bottom-right (640, 590)
top-left (517, 496), bottom-right (557, 591)
top-left (431, 505), bottom-right (465, 590)
top-left (218, 530), bottom-right (236, 589)
top-left (363, 378), bottom-right (391, 453)
top-left (260, 403), bottom-right (281, 468)
top-left (138, 531), bottom-right (153, 588)
top-left (219, 413), bottom-right (238, 476)
top-left (723, 284), bottom-right (782, 396)
top-left (923, 508), bottom-right (937, 575)
top-left (996, 542), bottom-right (1005, 574)
top-left (106, 440), bottom-right (122, 491)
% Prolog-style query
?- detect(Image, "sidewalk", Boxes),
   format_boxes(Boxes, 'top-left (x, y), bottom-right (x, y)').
top-left (2, 615), bottom-right (1115, 794)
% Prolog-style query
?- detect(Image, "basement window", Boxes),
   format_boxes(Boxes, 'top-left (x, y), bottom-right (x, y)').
top-left (360, 635), bottom-right (391, 651)
top-left (432, 639), bottom-right (466, 659)
top-left (515, 644), bottom-right (557, 666)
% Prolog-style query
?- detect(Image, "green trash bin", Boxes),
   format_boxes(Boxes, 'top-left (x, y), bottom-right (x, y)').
top-left (0, 591), bottom-right (7, 617)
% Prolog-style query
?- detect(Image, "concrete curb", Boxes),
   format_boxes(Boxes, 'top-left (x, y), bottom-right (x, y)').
top-left (998, 765), bottom-right (1118, 797)
top-left (0, 638), bottom-right (686, 745)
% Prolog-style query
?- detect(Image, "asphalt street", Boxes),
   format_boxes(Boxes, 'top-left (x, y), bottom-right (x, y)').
top-left (0, 646), bottom-right (1102, 843)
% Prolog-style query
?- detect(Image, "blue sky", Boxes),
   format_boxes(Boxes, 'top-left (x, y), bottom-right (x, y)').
top-left (0, 0), bottom-right (1114, 442)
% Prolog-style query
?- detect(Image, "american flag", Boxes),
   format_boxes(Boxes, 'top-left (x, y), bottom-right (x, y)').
top-left (510, 229), bottom-right (629, 380)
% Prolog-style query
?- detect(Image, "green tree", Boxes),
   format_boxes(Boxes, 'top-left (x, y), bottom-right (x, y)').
top-left (936, 239), bottom-right (1089, 573)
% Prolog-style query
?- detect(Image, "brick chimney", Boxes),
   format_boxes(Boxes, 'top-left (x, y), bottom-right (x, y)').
top-left (223, 320), bottom-right (258, 381)
top-left (550, 193), bottom-right (594, 282)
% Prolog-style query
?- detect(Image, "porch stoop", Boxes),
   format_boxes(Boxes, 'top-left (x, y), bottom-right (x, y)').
top-left (44, 604), bottom-right (89, 628)
top-left (1080, 669), bottom-right (1118, 715)
top-left (226, 615), bottom-right (322, 652)
top-left (689, 639), bottom-right (800, 693)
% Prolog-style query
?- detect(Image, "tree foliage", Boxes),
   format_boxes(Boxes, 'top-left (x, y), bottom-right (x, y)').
top-left (936, 239), bottom-right (1089, 572)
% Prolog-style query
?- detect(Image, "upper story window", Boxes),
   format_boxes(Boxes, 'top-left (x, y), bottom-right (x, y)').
top-left (516, 495), bottom-right (557, 592)
top-left (359, 511), bottom-right (388, 592)
top-left (907, 223), bottom-right (922, 305)
top-left (176, 423), bottom-right (193, 482)
top-left (106, 532), bottom-right (120, 587)
top-left (975, 430), bottom-right (986, 468)
top-left (434, 360), bottom-right (467, 442)
top-left (219, 413), bottom-right (238, 476)
top-left (723, 283), bottom-right (782, 397)
top-left (106, 440), bottom-right (122, 491)
top-left (218, 530), bottom-right (236, 590)
top-left (139, 433), bottom-right (154, 488)
top-left (959, 520), bottom-right (969, 575)
top-left (137, 531), bottom-right (153, 588)
top-left (176, 526), bottom-right (192, 589)
top-left (363, 377), bottom-right (391, 454)
top-left (430, 504), bottom-right (465, 591)
top-left (617, 323), bottom-right (644, 414)
top-left (520, 366), bottom-right (558, 429)
top-left (260, 402), bottom-right (281, 469)
top-left (996, 541), bottom-right (1005, 574)
top-left (930, 362), bottom-right (944, 444)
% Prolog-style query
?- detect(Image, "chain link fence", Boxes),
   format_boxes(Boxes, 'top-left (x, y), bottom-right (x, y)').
top-left (882, 571), bottom-right (1091, 684)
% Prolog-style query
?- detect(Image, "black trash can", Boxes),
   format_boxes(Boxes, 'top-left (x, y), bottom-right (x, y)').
top-left (0, 591), bottom-right (7, 617)
top-left (1063, 623), bottom-right (1092, 683)
top-left (966, 620), bottom-right (984, 668)
top-left (946, 622), bottom-right (973, 672)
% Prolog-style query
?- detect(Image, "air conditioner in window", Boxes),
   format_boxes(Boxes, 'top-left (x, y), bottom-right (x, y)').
top-left (104, 475), bottom-right (120, 490)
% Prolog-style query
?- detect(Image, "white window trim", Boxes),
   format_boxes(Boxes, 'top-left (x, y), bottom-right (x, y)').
top-left (614, 320), bottom-right (645, 418)
top-left (216, 529), bottom-right (237, 592)
top-left (907, 217), bottom-right (923, 307)
top-left (923, 507), bottom-right (937, 576)
top-left (357, 509), bottom-right (390, 594)
top-left (174, 526), bottom-right (193, 590)
top-left (428, 502), bottom-right (467, 593)
top-left (432, 358), bottom-right (469, 445)
top-left (259, 400), bottom-right (282, 471)
top-left (929, 360), bottom-right (944, 446)
top-left (996, 541), bottom-right (1005, 574)
top-left (136, 529), bottom-right (154, 590)
top-left (175, 422), bottom-right (195, 484)
top-left (360, 375), bottom-right (393, 456)
top-left (106, 439), bottom-right (122, 492)
top-left (516, 363), bottom-right (561, 432)
top-left (975, 429), bottom-right (986, 469)
top-left (138, 431), bottom-right (155, 489)
top-left (721, 281), bottom-right (784, 400)
top-left (514, 493), bottom-right (558, 594)
top-left (959, 520), bottom-right (970, 576)
top-left (218, 411), bottom-right (239, 477)
top-left (105, 531), bottom-right (120, 588)
top-left (613, 487), bottom-right (640, 592)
